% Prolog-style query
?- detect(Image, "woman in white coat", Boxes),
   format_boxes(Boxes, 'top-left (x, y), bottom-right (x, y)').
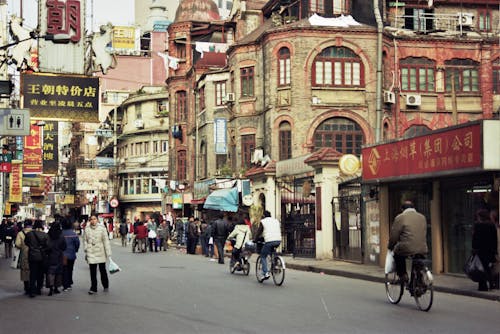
top-left (227, 217), bottom-right (252, 269)
top-left (84, 215), bottom-right (111, 295)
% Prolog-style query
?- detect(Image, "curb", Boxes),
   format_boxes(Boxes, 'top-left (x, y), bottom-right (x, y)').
top-left (286, 263), bottom-right (500, 302)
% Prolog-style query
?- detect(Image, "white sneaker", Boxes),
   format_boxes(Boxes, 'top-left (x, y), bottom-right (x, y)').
top-left (263, 272), bottom-right (271, 280)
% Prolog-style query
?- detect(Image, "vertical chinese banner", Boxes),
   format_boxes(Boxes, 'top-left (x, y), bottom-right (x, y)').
top-left (1, 151), bottom-right (12, 172)
top-left (43, 121), bottom-right (58, 174)
top-left (9, 161), bottom-right (23, 203)
top-left (23, 123), bottom-right (43, 174)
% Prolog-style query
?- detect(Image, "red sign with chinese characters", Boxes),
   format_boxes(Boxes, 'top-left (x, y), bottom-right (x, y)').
top-left (46, 0), bottom-right (81, 43)
top-left (362, 124), bottom-right (482, 181)
top-left (23, 123), bottom-right (43, 174)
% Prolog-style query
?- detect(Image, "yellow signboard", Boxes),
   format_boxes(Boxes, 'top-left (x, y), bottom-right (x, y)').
top-left (9, 161), bottom-right (23, 203)
top-left (112, 26), bottom-right (137, 50)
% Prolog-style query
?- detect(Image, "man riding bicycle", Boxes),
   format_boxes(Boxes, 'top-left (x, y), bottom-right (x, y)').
top-left (388, 200), bottom-right (428, 283)
top-left (253, 211), bottom-right (281, 280)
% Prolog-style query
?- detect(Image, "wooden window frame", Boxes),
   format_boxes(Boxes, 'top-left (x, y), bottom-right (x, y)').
top-left (241, 134), bottom-right (255, 168)
top-left (478, 9), bottom-right (491, 32)
top-left (175, 91), bottom-right (187, 122)
top-left (279, 123), bottom-right (292, 160)
top-left (313, 47), bottom-right (363, 88)
top-left (177, 150), bottom-right (186, 181)
top-left (493, 58), bottom-right (500, 94)
top-left (400, 58), bottom-right (436, 93)
top-left (240, 67), bottom-right (254, 97)
top-left (278, 47), bottom-right (291, 86)
top-left (314, 118), bottom-right (363, 155)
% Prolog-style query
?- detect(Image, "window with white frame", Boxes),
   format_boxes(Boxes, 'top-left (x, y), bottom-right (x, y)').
top-left (215, 81), bottom-right (226, 106)
top-left (278, 47), bottom-right (291, 86)
top-left (313, 46), bottom-right (363, 87)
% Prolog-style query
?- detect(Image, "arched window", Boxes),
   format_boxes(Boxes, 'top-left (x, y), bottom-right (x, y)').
top-left (278, 47), bottom-right (291, 86)
top-left (403, 125), bottom-right (431, 139)
top-left (400, 57), bottom-right (436, 92)
top-left (445, 59), bottom-right (479, 93)
top-left (313, 47), bottom-right (363, 87)
top-left (314, 117), bottom-right (363, 155)
top-left (279, 121), bottom-right (292, 160)
top-left (177, 150), bottom-right (186, 181)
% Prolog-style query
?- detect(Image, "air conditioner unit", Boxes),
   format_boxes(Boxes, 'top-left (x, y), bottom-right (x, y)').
top-left (383, 91), bottom-right (396, 104)
top-left (134, 119), bottom-right (144, 129)
top-left (225, 93), bottom-right (235, 103)
top-left (406, 94), bottom-right (421, 107)
top-left (457, 13), bottom-right (474, 27)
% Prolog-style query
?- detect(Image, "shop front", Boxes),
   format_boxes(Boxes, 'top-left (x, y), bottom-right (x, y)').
top-left (362, 120), bottom-right (500, 274)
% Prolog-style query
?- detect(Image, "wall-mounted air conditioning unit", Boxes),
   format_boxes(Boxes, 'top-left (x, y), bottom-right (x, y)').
top-left (225, 92), bottom-right (235, 103)
top-left (457, 13), bottom-right (474, 27)
top-left (134, 119), bottom-right (144, 129)
top-left (406, 94), bottom-right (421, 107)
top-left (383, 91), bottom-right (395, 104)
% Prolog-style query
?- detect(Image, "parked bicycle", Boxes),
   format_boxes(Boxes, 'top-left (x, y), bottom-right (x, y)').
top-left (254, 242), bottom-right (286, 286)
top-left (385, 255), bottom-right (434, 311)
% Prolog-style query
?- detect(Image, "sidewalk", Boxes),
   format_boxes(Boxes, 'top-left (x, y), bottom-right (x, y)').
top-left (282, 256), bottom-right (500, 302)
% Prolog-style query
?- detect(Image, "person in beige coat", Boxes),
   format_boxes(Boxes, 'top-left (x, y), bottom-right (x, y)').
top-left (388, 200), bottom-right (428, 281)
top-left (84, 215), bottom-right (111, 295)
top-left (15, 220), bottom-right (32, 295)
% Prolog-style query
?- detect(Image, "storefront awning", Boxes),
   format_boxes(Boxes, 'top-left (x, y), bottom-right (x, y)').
top-left (203, 187), bottom-right (239, 212)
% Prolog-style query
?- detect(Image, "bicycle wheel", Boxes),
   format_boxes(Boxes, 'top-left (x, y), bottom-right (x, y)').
top-left (255, 256), bottom-right (265, 283)
top-left (242, 259), bottom-right (250, 276)
top-left (413, 268), bottom-right (433, 312)
top-left (385, 272), bottom-right (404, 304)
top-left (271, 256), bottom-right (285, 286)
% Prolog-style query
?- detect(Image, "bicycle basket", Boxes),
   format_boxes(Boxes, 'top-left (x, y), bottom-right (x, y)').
top-left (244, 241), bottom-right (256, 253)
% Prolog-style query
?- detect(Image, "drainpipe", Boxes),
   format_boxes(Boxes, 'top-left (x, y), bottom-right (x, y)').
top-left (374, 0), bottom-right (383, 142)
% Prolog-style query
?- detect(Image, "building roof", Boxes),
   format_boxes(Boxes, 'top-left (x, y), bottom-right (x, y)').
top-left (174, 0), bottom-right (220, 23)
top-left (304, 148), bottom-right (343, 164)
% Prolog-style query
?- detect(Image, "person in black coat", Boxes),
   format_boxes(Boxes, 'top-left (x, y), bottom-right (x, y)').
top-left (212, 214), bottom-right (229, 264)
top-left (46, 222), bottom-right (67, 296)
top-left (472, 209), bottom-right (498, 291)
top-left (24, 220), bottom-right (49, 298)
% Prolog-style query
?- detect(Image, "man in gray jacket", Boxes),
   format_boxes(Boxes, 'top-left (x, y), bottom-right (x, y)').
top-left (388, 200), bottom-right (428, 281)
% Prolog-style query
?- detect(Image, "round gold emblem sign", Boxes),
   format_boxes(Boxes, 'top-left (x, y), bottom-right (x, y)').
top-left (339, 154), bottom-right (361, 175)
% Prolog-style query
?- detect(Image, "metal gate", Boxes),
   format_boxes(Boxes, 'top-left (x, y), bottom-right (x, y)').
top-left (333, 182), bottom-right (363, 262)
top-left (283, 214), bottom-right (315, 258)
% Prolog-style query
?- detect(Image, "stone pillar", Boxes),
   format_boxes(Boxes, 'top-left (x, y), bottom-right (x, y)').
top-left (313, 166), bottom-right (339, 259)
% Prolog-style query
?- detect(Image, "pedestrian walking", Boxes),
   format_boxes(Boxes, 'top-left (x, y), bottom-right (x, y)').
top-left (146, 215), bottom-right (158, 252)
top-left (84, 215), bottom-right (112, 295)
top-left (187, 217), bottom-right (200, 254)
top-left (62, 218), bottom-right (80, 292)
top-left (199, 218), bottom-right (209, 256)
top-left (212, 214), bottom-right (229, 264)
top-left (14, 220), bottom-right (33, 295)
top-left (157, 220), bottom-right (170, 251)
top-left (472, 209), bottom-right (498, 291)
top-left (119, 220), bottom-right (128, 247)
top-left (24, 220), bottom-right (49, 298)
top-left (206, 222), bottom-right (214, 260)
top-left (3, 221), bottom-right (17, 258)
top-left (46, 222), bottom-right (66, 296)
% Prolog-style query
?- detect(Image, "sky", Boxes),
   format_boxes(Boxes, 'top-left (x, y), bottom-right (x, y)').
top-left (7, 0), bottom-right (135, 32)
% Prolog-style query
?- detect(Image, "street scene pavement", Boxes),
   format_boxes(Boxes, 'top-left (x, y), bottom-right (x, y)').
top-left (0, 239), bottom-right (499, 334)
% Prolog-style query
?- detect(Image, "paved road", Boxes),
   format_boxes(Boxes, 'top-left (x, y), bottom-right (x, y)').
top-left (0, 241), bottom-right (498, 334)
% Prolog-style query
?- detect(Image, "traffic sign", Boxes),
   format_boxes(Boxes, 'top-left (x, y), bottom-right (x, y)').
top-left (0, 108), bottom-right (30, 136)
top-left (110, 198), bottom-right (119, 208)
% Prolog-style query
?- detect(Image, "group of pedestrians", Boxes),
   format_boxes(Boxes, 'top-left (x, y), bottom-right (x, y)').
top-left (11, 218), bottom-right (80, 297)
top-left (125, 214), bottom-right (171, 253)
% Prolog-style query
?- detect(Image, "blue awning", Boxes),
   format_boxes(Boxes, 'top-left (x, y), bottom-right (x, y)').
top-left (203, 187), bottom-right (239, 212)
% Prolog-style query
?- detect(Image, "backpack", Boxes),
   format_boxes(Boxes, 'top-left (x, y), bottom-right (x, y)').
top-left (119, 223), bottom-right (128, 235)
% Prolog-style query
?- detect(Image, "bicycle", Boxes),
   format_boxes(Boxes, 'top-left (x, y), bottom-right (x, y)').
top-left (385, 255), bottom-right (434, 312)
top-left (228, 238), bottom-right (251, 275)
top-left (255, 242), bottom-right (286, 286)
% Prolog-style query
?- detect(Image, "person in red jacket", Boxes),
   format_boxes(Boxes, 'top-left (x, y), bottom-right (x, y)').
top-left (134, 221), bottom-right (148, 253)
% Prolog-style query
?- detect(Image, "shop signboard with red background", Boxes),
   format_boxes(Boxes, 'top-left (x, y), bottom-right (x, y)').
top-left (362, 123), bottom-right (482, 181)
top-left (23, 123), bottom-right (43, 174)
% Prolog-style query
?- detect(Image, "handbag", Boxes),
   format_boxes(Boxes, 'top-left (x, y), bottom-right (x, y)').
top-left (384, 250), bottom-right (396, 274)
top-left (108, 257), bottom-right (121, 274)
top-left (10, 248), bottom-right (20, 269)
top-left (463, 253), bottom-right (486, 282)
top-left (148, 230), bottom-right (157, 239)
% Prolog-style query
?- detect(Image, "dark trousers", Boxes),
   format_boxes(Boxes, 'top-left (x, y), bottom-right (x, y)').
top-left (215, 238), bottom-right (225, 264)
top-left (200, 236), bottom-right (208, 255)
top-left (394, 254), bottom-right (407, 277)
top-left (89, 262), bottom-right (108, 292)
top-left (187, 237), bottom-right (198, 254)
top-left (63, 259), bottom-right (75, 289)
top-left (148, 238), bottom-right (158, 252)
top-left (28, 260), bottom-right (45, 295)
